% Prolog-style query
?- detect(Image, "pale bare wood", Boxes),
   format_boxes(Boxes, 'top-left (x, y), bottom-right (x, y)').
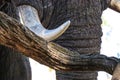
top-left (112, 62), bottom-right (120, 80)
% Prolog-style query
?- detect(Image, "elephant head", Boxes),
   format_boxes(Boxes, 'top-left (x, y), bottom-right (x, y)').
top-left (0, 1), bottom-right (120, 80)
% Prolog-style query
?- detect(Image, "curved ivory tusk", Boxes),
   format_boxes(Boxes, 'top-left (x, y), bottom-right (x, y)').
top-left (17, 5), bottom-right (70, 42)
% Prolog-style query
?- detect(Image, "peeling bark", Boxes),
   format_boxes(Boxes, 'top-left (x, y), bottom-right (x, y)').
top-left (0, 12), bottom-right (119, 75)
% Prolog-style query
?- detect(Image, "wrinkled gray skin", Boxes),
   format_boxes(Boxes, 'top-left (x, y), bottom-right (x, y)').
top-left (0, 0), bottom-right (120, 80)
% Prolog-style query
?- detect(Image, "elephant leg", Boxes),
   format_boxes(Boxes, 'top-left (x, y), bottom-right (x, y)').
top-left (0, 45), bottom-right (31, 80)
top-left (56, 70), bottom-right (97, 80)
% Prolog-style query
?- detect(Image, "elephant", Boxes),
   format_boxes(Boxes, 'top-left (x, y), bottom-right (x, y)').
top-left (0, 0), bottom-right (120, 80)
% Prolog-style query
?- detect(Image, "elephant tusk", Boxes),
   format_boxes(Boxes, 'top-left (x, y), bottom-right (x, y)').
top-left (17, 5), bottom-right (70, 42)
top-left (40, 20), bottom-right (70, 41)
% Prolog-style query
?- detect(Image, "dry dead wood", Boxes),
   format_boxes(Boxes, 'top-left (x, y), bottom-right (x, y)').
top-left (0, 12), bottom-right (119, 75)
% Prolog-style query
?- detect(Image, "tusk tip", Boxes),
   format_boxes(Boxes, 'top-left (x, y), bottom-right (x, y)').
top-left (65, 20), bottom-right (71, 25)
top-left (62, 20), bottom-right (71, 28)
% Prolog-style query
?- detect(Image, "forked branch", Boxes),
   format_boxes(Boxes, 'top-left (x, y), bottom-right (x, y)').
top-left (0, 12), bottom-right (119, 75)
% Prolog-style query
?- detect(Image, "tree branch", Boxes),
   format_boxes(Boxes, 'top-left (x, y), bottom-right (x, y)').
top-left (0, 12), bottom-right (119, 75)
